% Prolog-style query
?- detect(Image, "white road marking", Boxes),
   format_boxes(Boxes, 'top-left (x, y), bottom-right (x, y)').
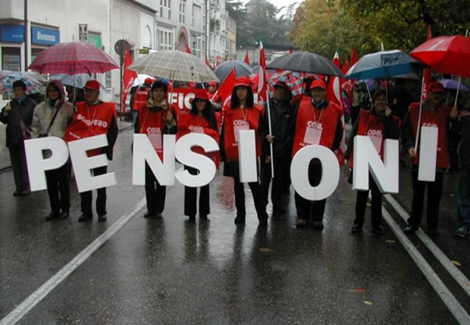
top-left (384, 193), bottom-right (470, 296)
top-left (0, 198), bottom-right (146, 325)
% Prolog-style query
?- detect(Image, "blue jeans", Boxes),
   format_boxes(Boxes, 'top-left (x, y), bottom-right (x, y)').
top-left (457, 168), bottom-right (470, 229)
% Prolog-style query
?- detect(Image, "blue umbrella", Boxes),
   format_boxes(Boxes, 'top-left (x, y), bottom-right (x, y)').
top-left (345, 50), bottom-right (425, 80)
top-left (438, 79), bottom-right (470, 92)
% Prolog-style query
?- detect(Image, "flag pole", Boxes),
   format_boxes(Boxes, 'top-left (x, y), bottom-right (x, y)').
top-left (265, 90), bottom-right (275, 178)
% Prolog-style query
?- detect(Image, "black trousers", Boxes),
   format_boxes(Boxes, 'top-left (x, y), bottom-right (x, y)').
top-left (145, 163), bottom-right (166, 214)
top-left (354, 175), bottom-right (383, 228)
top-left (408, 171), bottom-right (444, 229)
top-left (184, 166), bottom-right (210, 217)
top-left (9, 146), bottom-right (29, 191)
top-left (80, 166), bottom-right (107, 216)
top-left (46, 164), bottom-right (70, 213)
top-left (295, 163), bottom-right (326, 222)
top-left (262, 155), bottom-right (291, 206)
top-left (233, 177), bottom-right (267, 220)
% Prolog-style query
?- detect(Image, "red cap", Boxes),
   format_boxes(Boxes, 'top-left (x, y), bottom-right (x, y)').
top-left (208, 81), bottom-right (218, 87)
top-left (193, 90), bottom-right (210, 101)
top-left (84, 80), bottom-right (100, 90)
top-left (144, 77), bottom-right (155, 85)
top-left (428, 81), bottom-right (445, 93)
top-left (234, 76), bottom-right (251, 88)
top-left (274, 81), bottom-right (290, 91)
top-left (309, 79), bottom-right (326, 90)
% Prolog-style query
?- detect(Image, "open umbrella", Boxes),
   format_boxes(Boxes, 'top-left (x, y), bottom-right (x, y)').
top-left (49, 73), bottom-right (111, 97)
top-left (215, 60), bottom-right (252, 81)
top-left (0, 70), bottom-right (44, 96)
top-left (438, 79), bottom-right (470, 92)
top-left (410, 35), bottom-right (470, 78)
top-left (267, 51), bottom-right (343, 77)
top-left (268, 71), bottom-right (305, 97)
top-left (128, 50), bottom-right (219, 83)
top-left (344, 49), bottom-right (425, 80)
top-left (28, 42), bottom-right (119, 75)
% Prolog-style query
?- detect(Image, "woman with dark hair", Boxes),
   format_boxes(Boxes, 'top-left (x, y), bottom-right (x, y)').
top-left (177, 90), bottom-right (219, 221)
top-left (137, 80), bottom-right (177, 219)
top-left (345, 89), bottom-right (401, 234)
top-left (221, 76), bottom-right (268, 226)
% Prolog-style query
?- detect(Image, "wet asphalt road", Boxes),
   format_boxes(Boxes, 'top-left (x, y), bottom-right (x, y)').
top-left (1, 127), bottom-right (469, 324)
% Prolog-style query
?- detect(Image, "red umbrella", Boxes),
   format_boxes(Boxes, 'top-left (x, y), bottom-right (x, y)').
top-left (410, 35), bottom-right (470, 78)
top-left (28, 42), bottom-right (119, 75)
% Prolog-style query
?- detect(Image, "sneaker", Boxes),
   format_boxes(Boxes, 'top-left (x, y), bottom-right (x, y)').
top-left (454, 227), bottom-right (468, 238)
top-left (78, 213), bottom-right (93, 222)
top-left (351, 224), bottom-right (362, 233)
top-left (371, 225), bottom-right (386, 235)
top-left (296, 219), bottom-right (307, 228)
top-left (57, 211), bottom-right (70, 220)
top-left (404, 225), bottom-right (417, 234)
top-left (13, 189), bottom-right (22, 197)
top-left (313, 221), bottom-right (324, 229)
top-left (45, 211), bottom-right (61, 221)
top-left (199, 214), bottom-right (209, 221)
top-left (234, 216), bottom-right (245, 224)
top-left (98, 214), bottom-right (107, 222)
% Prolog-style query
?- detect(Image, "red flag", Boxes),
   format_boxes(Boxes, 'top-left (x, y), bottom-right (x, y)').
top-left (342, 60), bottom-right (349, 75)
top-left (186, 43), bottom-right (193, 54)
top-left (351, 48), bottom-right (358, 66)
top-left (326, 51), bottom-right (346, 165)
top-left (122, 49), bottom-right (137, 113)
top-left (217, 68), bottom-right (236, 106)
top-left (289, 46), bottom-right (293, 54)
top-left (422, 24), bottom-right (433, 100)
top-left (244, 51), bottom-right (250, 65)
top-left (257, 41), bottom-right (268, 104)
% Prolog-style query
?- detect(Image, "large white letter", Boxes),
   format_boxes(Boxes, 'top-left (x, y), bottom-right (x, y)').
top-left (238, 130), bottom-right (257, 183)
top-left (353, 136), bottom-right (399, 193)
top-left (290, 145), bottom-right (340, 200)
top-left (132, 134), bottom-right (176, 186)
top-left (68, 134), bottom-right (116, 193)
top-left (174, 133), bottom-right (218, 187)
top-left (24, 137), bottom-right (69, 191)
top-left (418, 126), bottom-right (438, 182)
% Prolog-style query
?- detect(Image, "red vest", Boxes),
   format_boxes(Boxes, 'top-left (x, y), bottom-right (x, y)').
top-left (133, 87), bottom-right (150, 112)
top-left (348, 111), bottom-right (387, 168)
top-left (64, 101), bottom-right (116, 157)
top-left (177, 112), bottom-right (220, 166)
top-left (138, 106), bottom-right (168, 159)
top-left (409, 103), bottom-right (450, 169)
top-left (292, 97), bottom-right (341, 157)
top-left (223, 105), bottom-right (263, 162)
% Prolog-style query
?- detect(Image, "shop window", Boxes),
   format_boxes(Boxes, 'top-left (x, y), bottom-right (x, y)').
top-left (2, 47), bottom-right (21, 71)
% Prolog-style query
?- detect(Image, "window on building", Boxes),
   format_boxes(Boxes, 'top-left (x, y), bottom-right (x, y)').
top-left (179, 3), bottom-right (185, 24)
top-left (192, 5), bottom-right (201, 27)
top-left (160, 0), bottom-right (171, 19)
top-left (159, 29), bottom-right (174, 51)
top-left (1, 47), bottom-right (21, 71)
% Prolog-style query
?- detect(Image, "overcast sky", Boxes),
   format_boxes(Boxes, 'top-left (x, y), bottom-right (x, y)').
top-left (242, 0), bottom-right (299, 16)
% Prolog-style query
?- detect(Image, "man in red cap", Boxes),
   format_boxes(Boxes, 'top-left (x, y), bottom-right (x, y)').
top-left (64, 79), bottom-right (118, 222)
top-left (402, 81), bottom-right (459, 236)
top-left (262, 81), bottom-right (294, 215)
top-left (291, 79), bottom-right (343, 228)
top-left (131, 77), bottom-right (155, 132)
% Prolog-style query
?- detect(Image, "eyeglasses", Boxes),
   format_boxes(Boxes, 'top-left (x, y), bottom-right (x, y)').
top-left (83, 89), bottom-right (99, 93)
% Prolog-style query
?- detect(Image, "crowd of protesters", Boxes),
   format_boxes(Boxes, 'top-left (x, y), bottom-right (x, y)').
top-left (1, 75), bottom-right (469, 239)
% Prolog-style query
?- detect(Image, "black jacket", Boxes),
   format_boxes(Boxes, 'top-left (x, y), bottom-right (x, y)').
top-left (261, 98), bottom-right (294, 159)
top-left (458, 114), bottom-right (470, 169)
top-left (0, 96), bottom-right (37, 148)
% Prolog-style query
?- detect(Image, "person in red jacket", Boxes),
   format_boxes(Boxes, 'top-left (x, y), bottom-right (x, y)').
top-left (402, 82), bottom-right (459, 236)
top-left (177, 90), bottom-right (219, 222)
top-left (221, 76), bottom-right (268, 227)
top-left (345, 90), bottom-right (401, 234)
top-left (131, 77), bottom-right (154, 132)
top-left (64, 80), bottom-right (118, 222)
top-left (291, 79), bottom-right (343, 229)
top-left (136, 80), bottom-right (177, 219)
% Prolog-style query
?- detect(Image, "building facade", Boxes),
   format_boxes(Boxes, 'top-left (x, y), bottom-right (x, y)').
top-left (0, 0), bottom-right (232, 103)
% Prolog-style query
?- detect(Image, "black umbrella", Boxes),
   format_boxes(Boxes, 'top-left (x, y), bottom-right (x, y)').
top-left (267, 51), bottom-right (343, 77)
top-left (215, 60), bottom-right (253, 81)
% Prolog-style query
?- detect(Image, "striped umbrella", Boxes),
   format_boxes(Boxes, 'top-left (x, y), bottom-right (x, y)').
top-left (28, 42), bottom-right (119, 75)
top-left (128, 50), bottom-right (219, 83)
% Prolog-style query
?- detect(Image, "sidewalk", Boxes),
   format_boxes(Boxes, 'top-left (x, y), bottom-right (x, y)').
top-left (0, 119), bottom-right (133, 172)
